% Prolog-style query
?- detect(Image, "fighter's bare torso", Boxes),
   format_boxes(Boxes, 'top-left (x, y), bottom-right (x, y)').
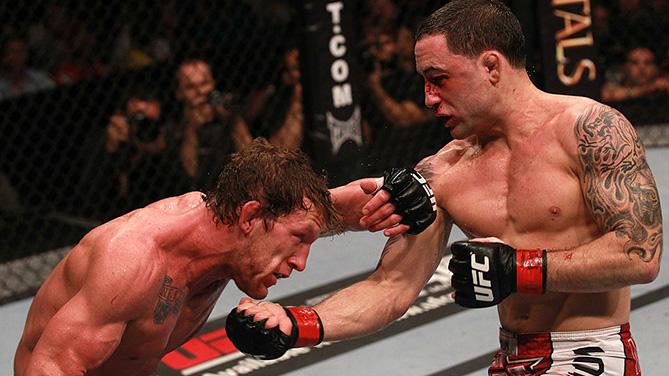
top-left (16, 193), bottom-right (228, 375)
top-left (420, 95), bottom-right (629, 332)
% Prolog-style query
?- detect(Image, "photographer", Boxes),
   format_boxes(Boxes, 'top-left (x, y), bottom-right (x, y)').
top-left (76, 85), bottom-right (189, 220)
top-left (174, 59), bottom-right (252, 191)
top-left (361, 24), bottom-right (450, 174)
top-left (247, 47), bottom-right (304, 150)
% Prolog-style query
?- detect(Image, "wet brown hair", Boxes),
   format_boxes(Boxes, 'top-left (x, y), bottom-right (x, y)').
top-left (415, 0), bottom-right (526, 69)
top-left (203, 138), bottom-right (342, 233)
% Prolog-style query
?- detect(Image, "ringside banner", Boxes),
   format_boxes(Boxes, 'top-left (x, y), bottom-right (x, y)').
top-left (300, 0), bottom-right (365, 185)
top-left (538, 0), bottom-right (602, 99)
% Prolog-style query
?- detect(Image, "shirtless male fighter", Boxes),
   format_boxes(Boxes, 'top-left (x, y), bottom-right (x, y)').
top-left (14, 137), bottom-right (437, 375)
top-left (227, 1), bottom-right (662, 374)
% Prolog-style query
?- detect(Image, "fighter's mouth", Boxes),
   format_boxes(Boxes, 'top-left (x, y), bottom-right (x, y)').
top-left (273, 272), bottom-right (287, 279)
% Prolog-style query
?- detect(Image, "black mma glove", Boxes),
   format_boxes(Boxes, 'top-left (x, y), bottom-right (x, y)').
top-left (448, 241), bottom-right (547, 308)
top-left (381, 167), bottom-right (437, 235)
top-left (226, 306), bottom-right (323, 360)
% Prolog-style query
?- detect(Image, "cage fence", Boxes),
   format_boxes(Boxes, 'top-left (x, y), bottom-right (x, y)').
top-left (1, 0), bottom-right (668, 305)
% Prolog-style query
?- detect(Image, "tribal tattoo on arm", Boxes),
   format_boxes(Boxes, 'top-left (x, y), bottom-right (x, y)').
top-left (575, 104), bottom-right (663, 262)
top-left (154, 276), bottom-right (185, 324)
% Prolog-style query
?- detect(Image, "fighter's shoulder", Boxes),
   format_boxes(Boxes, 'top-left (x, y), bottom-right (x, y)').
top-left (146, 191), bottom-right (204, 212)
top-left (416, 137), bottom-right (478, 178)
top-left (84, 239), bottom-right (165, 312)
top-left (550, 95), bottom-right (626, 126)
top-left (546, 96), bottom-right (624, 141)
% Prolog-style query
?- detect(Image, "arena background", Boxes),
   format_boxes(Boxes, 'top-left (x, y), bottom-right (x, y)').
top-left (1, 0), bottom-right (668, 374)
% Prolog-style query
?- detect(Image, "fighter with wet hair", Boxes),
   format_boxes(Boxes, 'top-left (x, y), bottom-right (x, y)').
top-left (228, 2), bottom-right (661, 374)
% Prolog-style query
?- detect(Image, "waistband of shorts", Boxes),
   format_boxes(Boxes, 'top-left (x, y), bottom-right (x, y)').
top-left (499, 323), bottom-right (631, 356)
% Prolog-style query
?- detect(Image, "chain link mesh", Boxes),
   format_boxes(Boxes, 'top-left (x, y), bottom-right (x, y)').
top-left (1, 1), bottom-right (668, 305)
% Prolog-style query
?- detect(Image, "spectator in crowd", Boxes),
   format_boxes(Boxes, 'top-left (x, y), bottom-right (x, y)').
top-left (174, 59), bottom-right (253, 191)
top-left (76, 84), bottom-right (189, 220)
top-left (50, 26), bottom-right (108, 86)
top-left (109, 3), bottom-right (174, 70)
top-left (602, 47), bottom-right (669, 103)
top-left (248, 47), bottom-right (305, 150)
top-left (602, 46), bottom-right (669, 124)
top-left (0, 34), bottom-right (55, 100)
top-left (362, 24), bottom-right (450, 173)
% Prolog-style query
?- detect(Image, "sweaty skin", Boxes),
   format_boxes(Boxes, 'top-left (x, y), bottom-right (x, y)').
top-left (424, 97), bottom-right (660, 332)
top-left (14, 180), bottom-right (385, 375)
top-left (236, 33), bottom-right (661, 343)
top-left (15, 193), bottom-right (231, 375)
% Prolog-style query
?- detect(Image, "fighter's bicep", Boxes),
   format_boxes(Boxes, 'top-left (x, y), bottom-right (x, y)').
top-left (29, 292), bottom-right (128, 371)
top-left (574, 104), bottom-right (662, 261)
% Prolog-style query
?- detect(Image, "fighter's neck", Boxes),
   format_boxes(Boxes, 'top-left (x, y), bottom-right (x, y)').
top-left (479, 79), bottom-right (552, 146)
top-left (159, 205), bottom-right (237, 286)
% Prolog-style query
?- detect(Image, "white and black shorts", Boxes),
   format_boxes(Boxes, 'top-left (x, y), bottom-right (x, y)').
top-left (489, 323), bottom-right (641, 375)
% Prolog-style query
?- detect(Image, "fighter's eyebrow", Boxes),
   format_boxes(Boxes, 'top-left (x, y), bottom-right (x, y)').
top-left (419, 66), bottom-right (446, 77)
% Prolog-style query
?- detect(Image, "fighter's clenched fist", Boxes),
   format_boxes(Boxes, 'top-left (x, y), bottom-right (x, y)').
top-left (226, 298), bottom-right (323, 360)
top-left (448, 241), bottom-right (546, 308)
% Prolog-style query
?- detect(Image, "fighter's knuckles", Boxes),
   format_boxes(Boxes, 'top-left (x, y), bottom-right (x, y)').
top-left (278, 316), bottom-right (293, 336)
top-left (450, 241), bottom-right (472, 257)
top-left (238, 297), bottom-right (255, 305)
top-left (264, 316), bottom-right (280, 329)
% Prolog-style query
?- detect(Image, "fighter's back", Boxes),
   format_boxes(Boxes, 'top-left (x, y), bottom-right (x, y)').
top-left (15, 192), bottom-right (207, 375)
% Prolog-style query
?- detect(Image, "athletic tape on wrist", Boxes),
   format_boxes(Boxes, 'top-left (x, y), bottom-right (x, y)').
top-left (515, 249), bottom-right (546, 294)
top-left (286, 307), bottom-right (324, 347)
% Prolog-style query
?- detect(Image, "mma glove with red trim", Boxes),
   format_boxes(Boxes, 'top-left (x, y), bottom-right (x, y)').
top-left (448, 241), bottom-right (547, 308)
top-left (381, 167), bottom-right (437, 235)
top-left (225, 306), bottom-right (323, 360)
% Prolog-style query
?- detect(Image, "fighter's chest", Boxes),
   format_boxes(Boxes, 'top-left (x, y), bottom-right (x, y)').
top-left (124, 284), bottom-right (224, 355)
top-left (435, 148), bottom-right (583, 237)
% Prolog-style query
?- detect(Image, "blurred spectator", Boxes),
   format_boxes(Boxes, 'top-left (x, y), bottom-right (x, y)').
top-left (602, 47), bottom-right (669, 124)
top-left (50, 26), bottom-right (108, 85)
top-left (362, 25), bottom-right (449, 172)
top-left (248, 48), bottom-right (304, 150)
top-left (110, 2), bottom-right (174, 70)
top-left (174, 59), bottom-right (252, 191)
top-left (602, 47), bottom-right (669, 102)
top-left (76, 85), bottom-right (188, 219)
top-left (0, 34), bottom-right (55, 100)
top-left (365, 26), bottom-right (434, 129)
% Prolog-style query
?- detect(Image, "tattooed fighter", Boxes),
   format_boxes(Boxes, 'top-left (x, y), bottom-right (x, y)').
top-left (227, 1), bottom-right (661, 374)
top-left (13, 138), bottom-right (436, 375)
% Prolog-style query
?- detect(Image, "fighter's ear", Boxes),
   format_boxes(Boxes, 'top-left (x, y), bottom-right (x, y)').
top-left (479, 51), bottom-right (501, 85)
top-left (238, 201), bottom-right (262, 234)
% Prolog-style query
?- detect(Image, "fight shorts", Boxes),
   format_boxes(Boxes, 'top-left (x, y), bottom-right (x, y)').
top-left (489, 323), bottom-right (641, 375)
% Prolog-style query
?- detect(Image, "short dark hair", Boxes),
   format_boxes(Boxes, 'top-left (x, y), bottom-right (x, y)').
top-left (203, 138), bottom-right (342, 233)
top-left (415, 0), bottom-right (526, 69)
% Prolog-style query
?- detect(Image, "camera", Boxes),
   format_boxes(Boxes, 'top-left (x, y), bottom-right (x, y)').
top-left (358, 40), bottom-right (379, 74)
top-left (127, 112), bottom-right (162, 142)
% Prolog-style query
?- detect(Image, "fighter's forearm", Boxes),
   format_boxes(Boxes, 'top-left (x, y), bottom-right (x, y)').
top-left (326, 178), bottom-right (380, 233)
top-left (314, 277), bottom-right (411, 341)
top-left (546, 231), bottom-right (662, 293)
top-left (316, 213), bottom-right (450, 341)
